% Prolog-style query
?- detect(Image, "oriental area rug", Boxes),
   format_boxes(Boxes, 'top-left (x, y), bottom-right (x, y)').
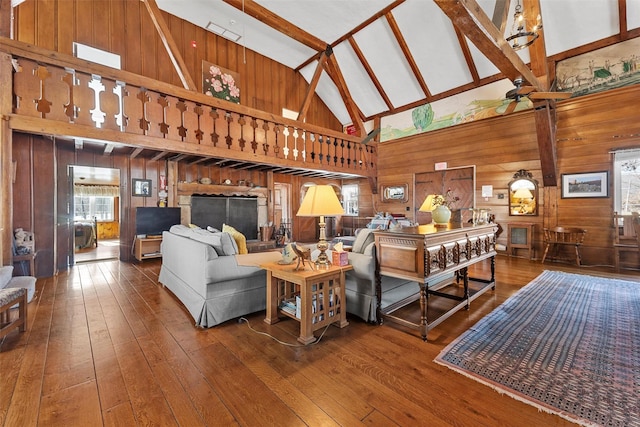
top-left (435, 270), bottom-right (640, 427)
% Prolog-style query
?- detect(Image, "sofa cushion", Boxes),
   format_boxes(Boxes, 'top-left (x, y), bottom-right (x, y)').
top-left (223, 224), bottom-right (248, 254)
top-left (352, 228), bottom-right (375, 254)
top-left (170, 224), bottom-right (195, 237)
top-left (0, 265), bottom-right (14, 288)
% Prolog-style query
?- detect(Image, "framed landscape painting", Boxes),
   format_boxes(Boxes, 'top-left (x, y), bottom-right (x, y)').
top-left (561, 171), bottom-right (608, 198)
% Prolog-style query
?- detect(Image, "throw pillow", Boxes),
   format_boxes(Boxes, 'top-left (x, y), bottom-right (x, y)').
top-left (352, 228), bottom-right (375, 254)
top-left (0, 265), bottom-right (14, 288)
top-left (223, 224), bottom-right (248, 254)
top-left (206, 226), bottom-right (221, 233)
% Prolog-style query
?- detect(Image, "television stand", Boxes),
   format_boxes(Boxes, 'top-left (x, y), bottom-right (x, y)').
top-left (134, 236), bottom-right (162, 261)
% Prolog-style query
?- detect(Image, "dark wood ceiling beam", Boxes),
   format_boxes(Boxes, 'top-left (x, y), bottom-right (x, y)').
top-left (534, 100), bottom-right (558, 187)
top-left (619, 0), bottom-right (628, 38)
top-left (385, 11), bottom-right (431, 99)
top-left (103, 143), bottom-right (115, 155)
top-left (0, 0), bottom-right (10, 38)
top-left (142, 0), bottom-right (197, 91)
top-left (324, 55), bottom-right (365, 135)
top-left (524, 0), bottom-right (549, 90)
top-left (298, 47), bottom-right (331, 122)
top-left (492, 0), bottom-right (511, 33)
top-left (130, 147), bottom-right (144, 158)
top-left (223, 0), bottom-right (325, 51)
top-left (434, 0), bottom-right (542, 89)
top-left (347, 37), bottom-right (393, 111)
top-left (151, 150), bottom-right (169, 161)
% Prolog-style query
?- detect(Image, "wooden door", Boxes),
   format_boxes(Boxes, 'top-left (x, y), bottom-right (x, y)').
top-left (415, 166), bottom-right (475, 225)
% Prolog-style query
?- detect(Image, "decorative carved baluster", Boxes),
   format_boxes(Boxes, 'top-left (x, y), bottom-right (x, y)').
top-left (273, 124), bottom-right (281, 157)
top-left (282, 126), bottom-right (290, 159)
top-left (182, 100), bottom-right (199, 143)
top-left (325, 136), bottom-right (332, 165)
top-left (13, 59), bottom-right (40, 117)
top-left (346, 141), bottom-right (352, 167)
top-left (318, 135), bottom-right (324, 163)
top-left (112, 81), bottom-right (126, 131)
top-left (340, 139), bottom-right (345, 167)
top-left (34, 65), bottom-right (52, 118)
top-left (62, 69), bottom-right (78, 122)
top-left (194, 104), bottom-right (204, 143)
top-left (250, 118), bottom-right (258, 153)
top-left (210, 108), bottom-right (219, 146)
top-left (88, 75), bottom-right (106, 128)
top-left (333, 138), bottom-right (338, 165)
top-left (292, 128), bottom-right (299, 160)
top-left (238, 115), bottom-right (246, 151)
top-left (136, 88), bottom-right (150, 134)
top-left (157, 96), bottom-right (170, 137)
top-left (225, 112), bottom-right (233, 149)
top-left (176, 100), bottom-right (188, 140)
top-left (310, 133), bottom-right (316, 162)
top-left (262, 121), bottom-right (270, 155)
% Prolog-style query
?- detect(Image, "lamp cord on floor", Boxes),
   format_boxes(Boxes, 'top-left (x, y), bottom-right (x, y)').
top-left (238, 317), bottom-right (330, 347)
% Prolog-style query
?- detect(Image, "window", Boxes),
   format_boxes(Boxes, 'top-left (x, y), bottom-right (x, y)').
top-left (74, 196), bottom-right (115, 221)
top-left (342, 184), bottom-right (359, 215)
top-left (614, 149), bottom-right (640, 214)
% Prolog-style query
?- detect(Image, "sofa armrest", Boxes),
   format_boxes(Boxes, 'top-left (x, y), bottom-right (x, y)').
top-left (347, 247), bottom-right (375, 282)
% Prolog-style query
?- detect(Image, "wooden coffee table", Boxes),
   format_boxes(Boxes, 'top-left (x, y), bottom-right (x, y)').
top-left (262, 262), bottom-right (351, 344)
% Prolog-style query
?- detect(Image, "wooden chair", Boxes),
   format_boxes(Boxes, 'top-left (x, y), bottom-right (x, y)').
top-left (0, 287), bottom-right (27, 339)
top-left (541, 227), bottom-right (587, 266)
top-left (613, 212), bottom-right (640, 271)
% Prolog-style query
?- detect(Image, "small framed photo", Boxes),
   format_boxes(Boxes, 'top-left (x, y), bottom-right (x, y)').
top-left (381, 184), bottom-right (408, 202)
top-left (132, 178), bottom-right (152, 197)
top-left (561, 171), bottom-right (608, 198)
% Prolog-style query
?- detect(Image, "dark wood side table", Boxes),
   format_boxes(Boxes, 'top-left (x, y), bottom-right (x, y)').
top-left (262, 262), bottom-right (351, 344)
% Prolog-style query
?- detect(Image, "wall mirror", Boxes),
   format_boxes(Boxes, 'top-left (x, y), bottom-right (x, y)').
top-left (509, 169), bottom-right (538, 216)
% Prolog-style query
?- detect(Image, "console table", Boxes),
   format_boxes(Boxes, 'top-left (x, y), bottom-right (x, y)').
top-left (262, 262), bottom-right (351, 344)
top-left (374, 223), bottom-right (497, 341)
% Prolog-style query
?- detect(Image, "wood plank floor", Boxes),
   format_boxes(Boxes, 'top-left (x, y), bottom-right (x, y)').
top-left (1, 256), bottom-right (638, 426)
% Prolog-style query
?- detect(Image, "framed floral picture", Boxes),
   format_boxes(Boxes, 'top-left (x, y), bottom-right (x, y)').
top-left (202, 60), bottom-right (240, 104)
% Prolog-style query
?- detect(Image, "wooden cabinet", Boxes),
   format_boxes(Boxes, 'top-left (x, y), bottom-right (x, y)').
top-left (134, 237), bottom-right (162, 261)
top-left (508, 222), bottom-right (535, 260)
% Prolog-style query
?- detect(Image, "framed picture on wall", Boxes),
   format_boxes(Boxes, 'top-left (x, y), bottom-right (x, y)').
top-left (132, 179), bottom-right (152, 197)
top-left (561, 171), bottom-right (608, 198)
top-left (381, 184), bottom-right (408, 202)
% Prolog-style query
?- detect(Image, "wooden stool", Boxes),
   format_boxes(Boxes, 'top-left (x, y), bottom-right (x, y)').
top-left (0, 288), bottom-right (27, 339)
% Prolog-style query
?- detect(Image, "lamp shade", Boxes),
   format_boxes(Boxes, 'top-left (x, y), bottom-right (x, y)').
top-left (296, 185), bottom-right (344, 217)
top-left (513, 188), bottom-right (534, 199)
top-left (419, 194), bottom-right (438, 212)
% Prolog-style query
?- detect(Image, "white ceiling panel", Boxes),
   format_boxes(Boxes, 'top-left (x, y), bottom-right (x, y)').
top-left (392, 1), bottom-right (473, 95)
top-left (255, 0), bottom-right (395, 43)
top-left (300, 63), bottom-right (351, 125)
top-left (332, 42), bottom-right (388, 118)
top-left (629, 0), bottom-right (640, 30)
top-left (354, 18), bottom-right (424, 108)
top-left (157, 0), bottom-right (315, 68)
top-left (541, 0), bottom-right (619, 56)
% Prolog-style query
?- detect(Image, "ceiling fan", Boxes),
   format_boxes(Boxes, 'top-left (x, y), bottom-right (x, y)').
top-left (503, 78), bottom-right (572, 114)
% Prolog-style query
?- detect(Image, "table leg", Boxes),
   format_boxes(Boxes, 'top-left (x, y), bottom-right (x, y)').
top-left (337, 270), bottom-right (349, 328)
top-left (264, 271), bottom-right (280, 325)
top-left (420, 281), bottom-right (428, 341)
top-left (298, 280), bottom-right (315, 344)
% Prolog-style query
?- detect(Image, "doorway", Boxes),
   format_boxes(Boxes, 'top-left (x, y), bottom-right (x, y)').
top-left (274, 182), bottom-right (291, 245)
top-left (71, 166), bottom-right (121, 263)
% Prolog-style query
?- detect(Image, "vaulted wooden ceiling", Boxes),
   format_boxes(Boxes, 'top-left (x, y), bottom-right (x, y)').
top-left (157, 0), bottom-right (640, 131)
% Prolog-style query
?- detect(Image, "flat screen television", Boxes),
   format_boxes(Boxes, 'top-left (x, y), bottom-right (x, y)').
top-left (135, 207), bottom-right (181, 237)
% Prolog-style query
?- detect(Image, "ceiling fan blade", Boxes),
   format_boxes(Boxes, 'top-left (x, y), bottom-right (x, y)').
top-left (528, 91), bottom-right (572, 100)
top-left (504, 100), bottom-right (518, 115)
top-left (516, 86), bottom-right (535, 96)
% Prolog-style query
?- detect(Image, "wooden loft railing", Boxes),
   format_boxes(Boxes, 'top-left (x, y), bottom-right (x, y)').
top-left (0, 38), bottom-right (376, 179)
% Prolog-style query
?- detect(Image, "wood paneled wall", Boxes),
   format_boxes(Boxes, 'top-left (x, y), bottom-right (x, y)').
top-left (377, 85), bottom-right (640, 267)
top-left (12, 0), bottom-right (341, 131)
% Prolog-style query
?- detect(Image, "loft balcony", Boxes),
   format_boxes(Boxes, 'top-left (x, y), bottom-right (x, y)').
top-left (0, 38), bottom-right (376, 180)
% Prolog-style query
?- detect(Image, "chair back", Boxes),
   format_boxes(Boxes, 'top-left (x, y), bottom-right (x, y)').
top-left (543, 226), bottom-right (586, 245)
top-left (632, 214), bottom-right (640, 247)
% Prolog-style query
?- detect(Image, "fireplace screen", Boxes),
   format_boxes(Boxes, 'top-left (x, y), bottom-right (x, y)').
top-left (191, 195), bottom-right (258, 240)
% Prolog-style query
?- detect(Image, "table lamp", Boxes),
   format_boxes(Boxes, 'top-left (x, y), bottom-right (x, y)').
top-left (513, 188), bottom-right (534, 213)
top-left (419, 194), bottom-right (437, 214)
top-left (296, 185), bottom-right (344, 268)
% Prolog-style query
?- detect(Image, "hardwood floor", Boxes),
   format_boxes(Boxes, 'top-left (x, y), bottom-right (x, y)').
top-left (1, 256), bottom-right (638, 426)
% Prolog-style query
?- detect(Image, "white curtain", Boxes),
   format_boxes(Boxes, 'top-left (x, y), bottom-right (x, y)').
top-left (74, 184), bottom-right (120, 197)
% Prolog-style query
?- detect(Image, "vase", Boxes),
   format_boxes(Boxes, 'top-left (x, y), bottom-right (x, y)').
top-left (432, 205), bottom-right (452, 225)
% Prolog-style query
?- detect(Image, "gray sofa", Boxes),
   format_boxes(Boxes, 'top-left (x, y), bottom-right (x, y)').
top-left (340, 229), bottom-right (419, 323)
top-left (158, 225), bottom-right (281, 327)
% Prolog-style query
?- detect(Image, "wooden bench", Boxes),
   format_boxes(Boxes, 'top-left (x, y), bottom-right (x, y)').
top-left (0, 287), bottom-right (27, 339)
top-left (542, 227), bottom-right (587, 266)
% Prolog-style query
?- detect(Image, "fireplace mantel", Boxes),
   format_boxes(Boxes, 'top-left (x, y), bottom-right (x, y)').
top-left (177, 182), bottom-right (268, 198)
